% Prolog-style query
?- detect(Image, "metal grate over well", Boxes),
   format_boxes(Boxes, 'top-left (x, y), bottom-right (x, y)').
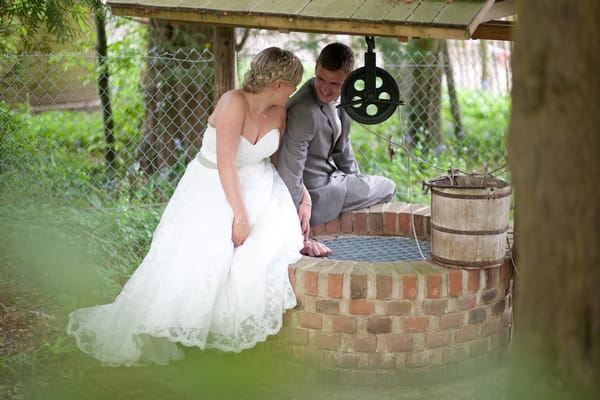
top-left (320, 236), bottom-right (431, 263)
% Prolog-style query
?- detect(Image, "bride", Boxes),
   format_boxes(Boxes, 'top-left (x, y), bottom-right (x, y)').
top-left (67, 47), bottom-right (305, 366)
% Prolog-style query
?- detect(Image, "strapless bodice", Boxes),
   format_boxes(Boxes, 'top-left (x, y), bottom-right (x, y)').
top-left (198, 125), bottom-right (279, 168)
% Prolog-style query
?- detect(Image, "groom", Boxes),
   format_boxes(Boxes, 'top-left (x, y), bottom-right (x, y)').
top-left (278, 43), bottom-right (396, 257)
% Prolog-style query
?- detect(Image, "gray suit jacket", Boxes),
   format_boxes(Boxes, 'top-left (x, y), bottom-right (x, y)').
top-left (278, 78), bottom-right (360, 224)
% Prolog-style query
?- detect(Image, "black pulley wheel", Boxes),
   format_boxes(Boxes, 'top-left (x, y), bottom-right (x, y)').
top-left (340, 66), bottom-right (400, 124)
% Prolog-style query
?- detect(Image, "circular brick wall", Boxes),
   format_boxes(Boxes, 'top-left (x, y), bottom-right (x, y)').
top-left (270, 202), bottom-right (513, 385)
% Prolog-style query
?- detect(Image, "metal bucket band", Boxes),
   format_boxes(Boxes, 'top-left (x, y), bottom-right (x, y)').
top-left (423, 174), bottom-right (510, 190)
top-left (431, 254), bottom-right (505, 269)
top-left (431, 223), bottom-right (508, 236)
top-left (430, 187), bottom-right (512, 200)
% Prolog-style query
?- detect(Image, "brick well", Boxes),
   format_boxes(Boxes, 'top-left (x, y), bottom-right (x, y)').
top-left (271, 202), bottom-right (514, 385)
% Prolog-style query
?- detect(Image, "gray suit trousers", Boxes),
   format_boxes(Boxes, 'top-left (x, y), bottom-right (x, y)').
top-left (309, 171), bottom-right (396, 226)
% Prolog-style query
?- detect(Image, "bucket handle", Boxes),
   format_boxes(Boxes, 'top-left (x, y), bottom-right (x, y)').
top-left (423, 168), bottom-right (506, 193)
top-left (422, 168), bottom-right (463, 194)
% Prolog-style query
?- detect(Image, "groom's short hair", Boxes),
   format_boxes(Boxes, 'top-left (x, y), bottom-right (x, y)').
top-left (316, 43), bottom-right (355, 74)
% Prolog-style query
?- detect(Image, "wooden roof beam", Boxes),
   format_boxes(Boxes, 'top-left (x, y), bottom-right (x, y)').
top-left (471, 20), bottom-right (513, 41)
top-left (109, 6), bottom-right (474, 40)
top-left (481, 0), bottom-right (516, 23)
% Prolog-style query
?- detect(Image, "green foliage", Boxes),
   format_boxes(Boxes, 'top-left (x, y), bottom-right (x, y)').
top-left (0, 0), bottom-right (99, 53)
top-left (0, 335), bottom-right (78, 379)
top-left (0, 205), bottom-right (161, 306)
top-left (284, 32), bottom-right (331, 60)
top-left (0, 101), bottom-right (162, 307)
top-left (0, 22), bottom-right (151, 205)
top-left (1, 106), bottom-right (101, 206)
top-left (445, 89), bottom-right (510, 159)
top-left (352, 89), bottom-right (511, 204)
top-left (109, 13), bottom-right (148, 55)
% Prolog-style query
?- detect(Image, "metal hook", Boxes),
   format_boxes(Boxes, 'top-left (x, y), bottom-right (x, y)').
top-left (365, 36), bottom-right (375, 53)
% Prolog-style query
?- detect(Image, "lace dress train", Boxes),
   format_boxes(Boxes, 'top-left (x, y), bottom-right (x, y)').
top-left (66, 126), bottom-right (303, 366)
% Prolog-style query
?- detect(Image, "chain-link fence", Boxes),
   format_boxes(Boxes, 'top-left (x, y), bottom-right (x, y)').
top-left (1, 49), bottom-right (215, 209)
top-left (1, 41), bottom-right (511, 217)
top-left (361, 40), bottom-right (511, 202)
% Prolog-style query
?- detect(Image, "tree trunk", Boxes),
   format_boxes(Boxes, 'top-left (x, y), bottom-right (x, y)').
top-left (508, 0), bottom-right (600, 396)
top-left (138, 20), bottom-right (215, 175)
top-left (479, 39), bottom-right (489, 89)
top-left (94, 8), bottom-right (115, 178)
top-left (440, 40), bottom-right (463, 139)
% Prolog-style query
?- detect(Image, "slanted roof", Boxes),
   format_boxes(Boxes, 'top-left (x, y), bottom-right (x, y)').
top-left (107, 0), bottom-right (515, 41)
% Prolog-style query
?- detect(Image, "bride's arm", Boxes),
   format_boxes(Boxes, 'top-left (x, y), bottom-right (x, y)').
top-left (214, 91), bottom-right (250, 247)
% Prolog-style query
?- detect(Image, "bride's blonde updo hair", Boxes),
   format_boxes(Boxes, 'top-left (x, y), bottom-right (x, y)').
top-left (242, 47), bottom-right (303, 93)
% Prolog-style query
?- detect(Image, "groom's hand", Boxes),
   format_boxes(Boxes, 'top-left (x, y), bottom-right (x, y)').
top-left (300, 239), bottom-right (332, 257)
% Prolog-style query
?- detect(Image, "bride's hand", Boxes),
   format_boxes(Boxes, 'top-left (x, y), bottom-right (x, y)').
top-left (232, 219), bottom-right (250, 247)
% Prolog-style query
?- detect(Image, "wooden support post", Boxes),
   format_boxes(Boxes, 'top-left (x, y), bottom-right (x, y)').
top-left (214, 26), bottom-right (235, 101)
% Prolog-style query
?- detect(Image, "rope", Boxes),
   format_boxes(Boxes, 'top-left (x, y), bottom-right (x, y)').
top-left (357, 123), bottom-right (448, 173)
top-left (356, 121), bottom-right (510, 262)
top-left (357, 122), bottom-right (433, 260)
top-left (356, 122), bottom-right (510, 178)
top-left (405, 138), bottom-right (428, 261)
top-left (487, 161), bottom-right (509, 177)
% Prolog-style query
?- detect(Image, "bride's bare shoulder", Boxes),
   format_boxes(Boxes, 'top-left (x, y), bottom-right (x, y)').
top-left (210, 90), bottom-right (248, 123)
top-left (219, 89), bottom-right (247, 105)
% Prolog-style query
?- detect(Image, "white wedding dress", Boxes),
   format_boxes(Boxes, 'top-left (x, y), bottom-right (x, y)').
top-left (67, 126), bottom-right (303, 366)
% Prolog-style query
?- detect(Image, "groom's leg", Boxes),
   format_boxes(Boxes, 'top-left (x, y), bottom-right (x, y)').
top-left (341, 174), bottom-right (396, 212)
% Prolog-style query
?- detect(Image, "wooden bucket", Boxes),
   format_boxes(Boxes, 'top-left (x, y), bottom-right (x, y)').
top-left (424, 174), bottom-right (511, 269)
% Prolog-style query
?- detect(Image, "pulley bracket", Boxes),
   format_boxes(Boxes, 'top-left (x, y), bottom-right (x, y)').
top-left (339, 36), bottom-right (404, 124)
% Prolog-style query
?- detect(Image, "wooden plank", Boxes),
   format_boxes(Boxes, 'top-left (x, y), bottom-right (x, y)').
top-left (120, 0), bottom-right (179, 7)
top-left (466, 0), bottom-right (496, 34)
top-left (109, 5), bottom-right (471, 39)
top-left (106, 0), bottom-right (143, 5)
top-left (253, 0), bottom-right (311, 14)
top-left (407, 0), bottom-right (447, 24)
top-left (109, 0), bottom-right (212, 9)
top-left (300, 0), bottom-right (364, 19)
top-left (351, 0), bottom-right (398, 21)
top-left (481, 0), bottom-right (516, 22)
top-left (108, 0), bottom-right (165, 5)
top-left (435, 1), bottom-right (486, 26)
top-left (187, 0), bottom-right (256, 12)
top-left (107, 0), bottom-right (489, 34)
top-left (384, 0), bottom-right (422, 22)
top-left (471, 20), bottom-right (513, 41)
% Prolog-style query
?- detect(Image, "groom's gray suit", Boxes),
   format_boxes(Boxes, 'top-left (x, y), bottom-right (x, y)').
top-left (277, 78), bottom-right (395, 226)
